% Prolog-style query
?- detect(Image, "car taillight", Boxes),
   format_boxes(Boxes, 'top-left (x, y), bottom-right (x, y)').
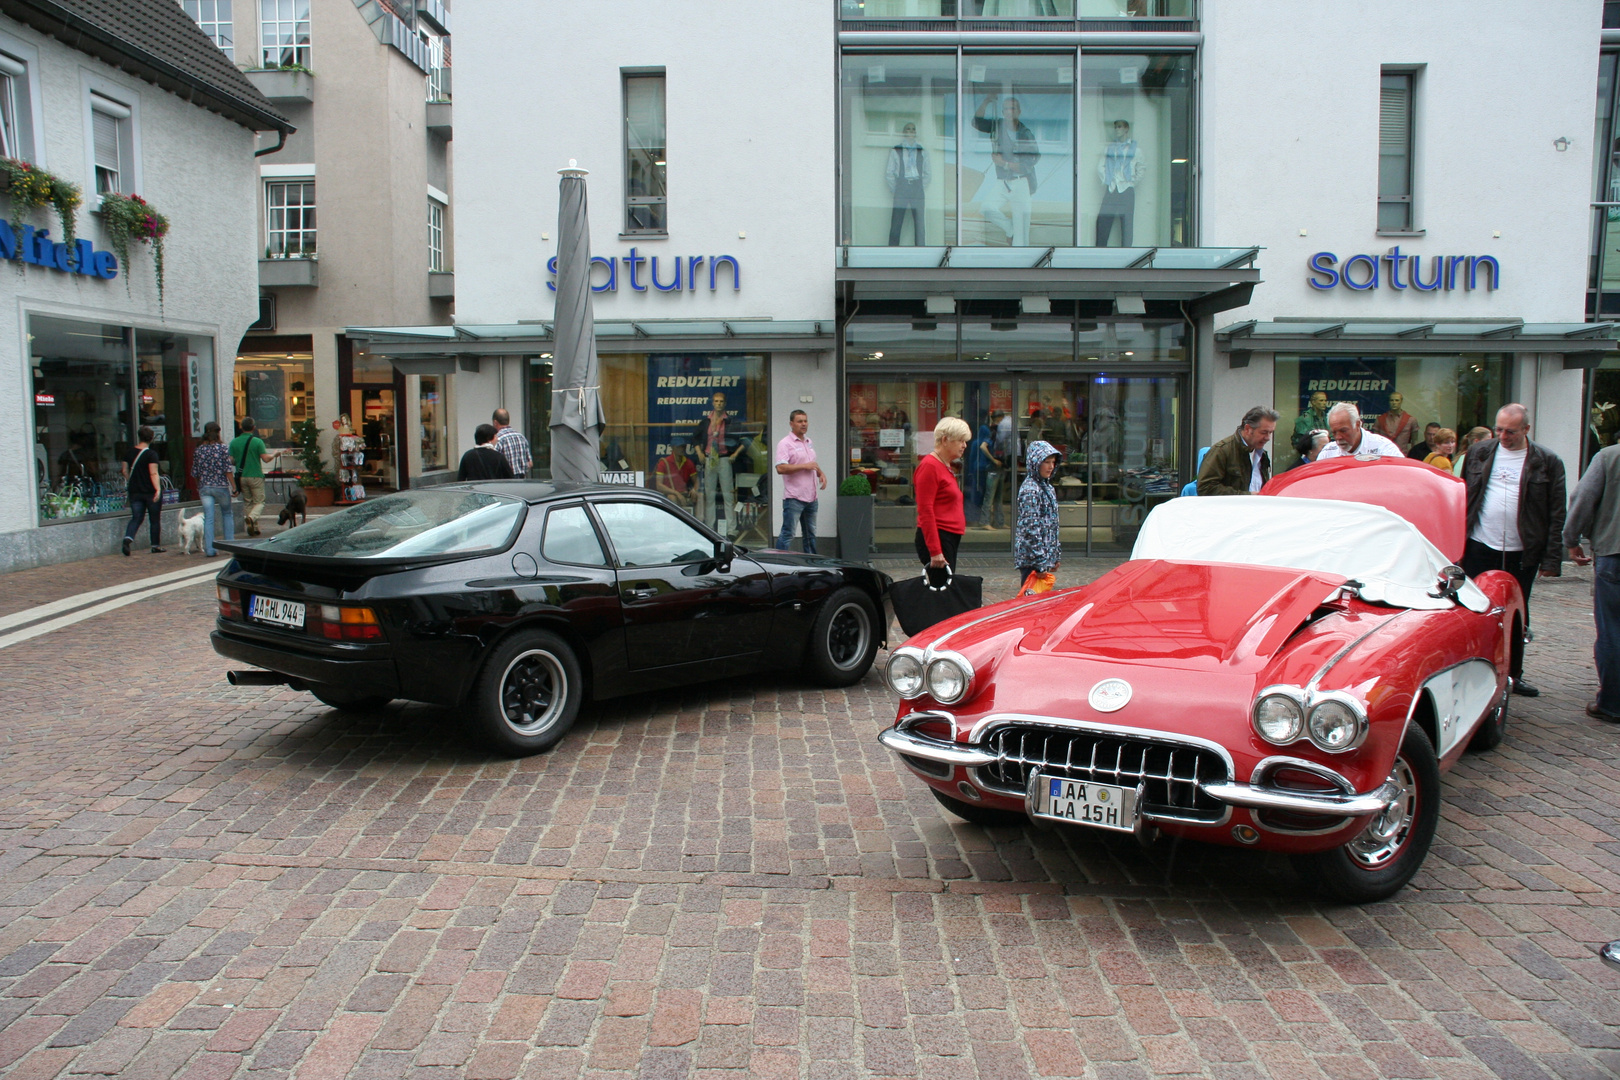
top-left (316, 604), bottom-right (382, 641)
top-left (217, 584), bottom-right (241, 620)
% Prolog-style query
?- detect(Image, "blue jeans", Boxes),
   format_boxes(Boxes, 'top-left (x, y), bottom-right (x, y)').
top-left (1596, 555), bottom-right (1620, 716)
top-left (124, 497), bottom-right (161, 547)
top-left (199, 485), bottom-right (234, 556)
top-left (778, 497), bottom-right (817, 553)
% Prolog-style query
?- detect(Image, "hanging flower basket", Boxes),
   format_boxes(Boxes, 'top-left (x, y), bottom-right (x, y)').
top-left (97, 192), bottom-right (169, 308)
top-left (0, 157), bottom-right (82, 257)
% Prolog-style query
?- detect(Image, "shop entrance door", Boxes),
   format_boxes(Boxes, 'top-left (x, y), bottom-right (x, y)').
top-left (850, 372), bottom-right (1183, 557)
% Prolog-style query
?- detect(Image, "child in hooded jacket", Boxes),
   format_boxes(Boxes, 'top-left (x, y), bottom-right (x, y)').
top-left (1015, 439), bottom-right (1062, 586)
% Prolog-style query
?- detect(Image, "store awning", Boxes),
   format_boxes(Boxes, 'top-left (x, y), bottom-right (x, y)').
top-left (346, 319), bottom-right (838, 364)
top-left (836, 245), bottom-right (1262, 316)
top-left (1215, 319), bottom-right (1620, 367)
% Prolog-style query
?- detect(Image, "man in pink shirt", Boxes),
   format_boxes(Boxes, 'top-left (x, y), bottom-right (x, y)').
top-left (774, 409), bottom-right (826, 552)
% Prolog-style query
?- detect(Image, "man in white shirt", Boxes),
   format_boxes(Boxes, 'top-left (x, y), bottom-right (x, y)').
top-left (1461, 404), bottom-right (1567, 698)
top-left (1316, 402), bottom-right (1407, 460)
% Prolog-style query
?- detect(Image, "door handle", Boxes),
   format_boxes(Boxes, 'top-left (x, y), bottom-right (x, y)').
top-left (624, 585), bottom-right (657, 600)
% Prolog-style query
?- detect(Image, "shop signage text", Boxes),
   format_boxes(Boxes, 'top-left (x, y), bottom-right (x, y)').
top-left (546, 248), bottom-right (740, 293)
top-left (1307, 248), bottom-right (1499, 292)
top-left (0, 220), bottom-right (119, 279)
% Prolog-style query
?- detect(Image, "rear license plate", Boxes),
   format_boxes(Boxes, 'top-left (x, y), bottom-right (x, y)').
top-left (250, 595), bottom-right (306, 629)
top-left (1037, 776), bottom-right (1137, 832)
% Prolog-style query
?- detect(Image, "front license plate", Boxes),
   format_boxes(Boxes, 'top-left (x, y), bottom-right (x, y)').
top-left (1038, 776), bottom-right (1137, 832)
top-left (250, 595), bottom-right (306, 629)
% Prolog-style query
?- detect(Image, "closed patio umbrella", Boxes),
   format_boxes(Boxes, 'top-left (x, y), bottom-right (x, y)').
top-left (549, 161), bottom-right (605, 484)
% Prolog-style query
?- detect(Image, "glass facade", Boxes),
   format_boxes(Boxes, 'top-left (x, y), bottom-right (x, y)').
top-left (32, 315), bottom-right (217, 525)
top-left (1079, 54), bottom-right (1194, 248)
top-left (838, 2), bottom-right (1195, 18)
top-left (1591, 52), bottom-right (1620, 317)
top-left (234, 347), bottom-right (312, 450)
top-left (1585, 355), bottom-right (1620, 465)
top-left (841, 50), bottom-right (1194, 247)
top-left (1270, 355), bottom-right (1510, 470)
top-left (419, 374), bottom-right (450, 473)
top-left (527, 353), bottom-right (772, 545)
top-left (847, 315), bottom-right (1185, 552)
top-left (624, 73), bottom-right (667, 233)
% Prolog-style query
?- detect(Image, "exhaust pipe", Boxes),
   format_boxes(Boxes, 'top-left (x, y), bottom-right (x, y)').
top-left (228, 669), bottom-right (293, 687)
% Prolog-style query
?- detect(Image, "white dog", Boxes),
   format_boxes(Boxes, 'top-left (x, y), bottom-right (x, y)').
top-left (178, 509), bottom-right (207, 555)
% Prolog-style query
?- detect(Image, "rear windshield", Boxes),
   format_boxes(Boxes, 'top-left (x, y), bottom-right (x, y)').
top-left (258, 490), bottom-right (526, 559)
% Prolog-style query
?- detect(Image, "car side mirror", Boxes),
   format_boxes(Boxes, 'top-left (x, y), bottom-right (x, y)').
top-left (713, 540), bottom-right (735, 570)
top-left (1432, 564), bottom-right (1467, 599)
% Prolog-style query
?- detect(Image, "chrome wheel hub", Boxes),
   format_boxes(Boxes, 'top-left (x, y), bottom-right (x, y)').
top-left (500, 650), bottom-right (566, 735)
top-left (1346, 756), bottom-right (1417, 868)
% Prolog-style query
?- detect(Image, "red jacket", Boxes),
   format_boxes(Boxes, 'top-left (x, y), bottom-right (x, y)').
top-left (913, 452), bottom-right (965, 555)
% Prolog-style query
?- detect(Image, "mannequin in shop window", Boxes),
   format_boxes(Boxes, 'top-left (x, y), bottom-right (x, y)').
top-left (886, 122), bottom-right (931, 246)
top-left (972, 95), bottom-right (1040, 247)
top-left (691, 391), bottom-right (744, 536)
top-left (1373, 391), bottom-right (1417, 455)
top-left (1096, 120), bottom-right (1144, 247)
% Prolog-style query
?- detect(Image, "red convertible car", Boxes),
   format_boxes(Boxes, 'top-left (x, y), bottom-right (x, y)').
top-left (878, 457), bottom-right (1524, 903)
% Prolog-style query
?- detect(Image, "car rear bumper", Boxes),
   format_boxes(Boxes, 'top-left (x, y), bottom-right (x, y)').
top-left (211, 628), bottom-right (400, 696)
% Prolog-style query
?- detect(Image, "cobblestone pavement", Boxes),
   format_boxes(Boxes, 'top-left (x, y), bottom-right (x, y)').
top-left (0, 554), bottom-right (1617, 1079)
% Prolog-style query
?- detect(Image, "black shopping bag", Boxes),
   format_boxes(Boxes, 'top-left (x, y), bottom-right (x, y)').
top-left (890, 566), bottom-right (983, 637)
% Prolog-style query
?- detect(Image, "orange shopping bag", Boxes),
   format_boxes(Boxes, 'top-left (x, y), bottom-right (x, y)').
top-left (1015, 571), bottom-right (1055, 599)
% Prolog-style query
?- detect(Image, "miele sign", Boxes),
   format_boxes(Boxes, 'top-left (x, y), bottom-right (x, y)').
top-left (547, 248), bottom-right (740, 293)
top-left (1307, 247), bottom-right (1500, 292)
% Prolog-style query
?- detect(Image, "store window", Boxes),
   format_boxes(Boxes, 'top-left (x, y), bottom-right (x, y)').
top-left (1271, 354), bottom-right (1510, 470)
top-left (1078, 53), bottom-right (1193, 248)
top-left (266, 180), bottom-right (316, 258)
top-left (346, 345), bottom-right (400, 489)
top-left (962, 53), bottom-right (1074, 247)
top-left (32, 315), bottom-right (217, 525)
top-left (624, 72), bottom-right (667, 234)
top-left (234, 346), bottom-right (312, 450)
top-left (526, 354), bottom-right (554, 479)
top-left (261, 0), bottom-right (310, 68)
top-left (0, 48), bottom-right (35, 161)
top-left (1585, 355), bottom-right (1620, 466)
top-left (182, 0), bottom-right (234, 60)
top-left (840, 53), bottom-right (957, 247)
top-left (419, 374), bottom-right (450, 473)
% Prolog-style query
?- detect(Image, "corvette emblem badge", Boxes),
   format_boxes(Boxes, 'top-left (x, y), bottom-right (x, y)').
top-left (1089, 678), bottom-right (1132, 713)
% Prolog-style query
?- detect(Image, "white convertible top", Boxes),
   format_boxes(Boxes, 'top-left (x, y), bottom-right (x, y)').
top-left (1131, 495), bottom-right (1488, 612)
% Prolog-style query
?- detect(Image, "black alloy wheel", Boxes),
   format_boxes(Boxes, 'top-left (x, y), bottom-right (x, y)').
top-left (468, 629), bottom-right (583, 756)
top-left (804, 587), bottom-right (880, 687)
top-left (1294, 725), bottom-right (1440, 904)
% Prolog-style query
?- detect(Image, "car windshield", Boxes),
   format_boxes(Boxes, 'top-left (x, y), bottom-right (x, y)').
top-left (1131, 495), bottom-right (1488, 613)
top-left (258, 490), bottom-right (526, 559)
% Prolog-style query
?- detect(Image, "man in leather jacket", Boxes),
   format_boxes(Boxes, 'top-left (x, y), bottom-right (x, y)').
top-left (1197, 406), bottom-right (1277, 496)
top-left (1461, 403), bottom-right (1567, 697)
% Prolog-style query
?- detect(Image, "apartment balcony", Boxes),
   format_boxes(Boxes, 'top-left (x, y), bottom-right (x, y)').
top-left (259, 257), bottom-right (319, 288)
top-left (426, 100), bottom-right (452, 140)
top-left (428, 271), bottom-right (454, 300)
top-left (246, 68), bottom-right (314, 104)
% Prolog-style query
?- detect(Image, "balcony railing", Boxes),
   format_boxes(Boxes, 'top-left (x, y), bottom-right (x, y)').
top-left (839, 0), bottom-right (1194, 18)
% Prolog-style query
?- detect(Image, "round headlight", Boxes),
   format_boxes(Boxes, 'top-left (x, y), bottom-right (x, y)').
top-left (887, 653), bottom-right (924, 698)
top-left (1254, 694), bottom-right (1304, 744)
top-left (924, 657), bottom-right (971, 704)
top-left (1307, 699), bottom-right (1362, 751)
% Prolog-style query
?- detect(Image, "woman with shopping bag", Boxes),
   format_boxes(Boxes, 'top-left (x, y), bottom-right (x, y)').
top-left (1014, 439), bottom-right (1062, 597)
top-left (890, 417), bottom-right (982, 636)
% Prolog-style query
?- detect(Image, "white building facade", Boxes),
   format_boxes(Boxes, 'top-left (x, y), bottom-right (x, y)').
top-left (354, 0), bottom-right (1609, 560)
top-left (2, 0), bottom-right (288, 571)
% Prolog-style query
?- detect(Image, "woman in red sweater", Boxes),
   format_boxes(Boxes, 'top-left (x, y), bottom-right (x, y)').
top-left (914, 416), bottom-right (970, 570)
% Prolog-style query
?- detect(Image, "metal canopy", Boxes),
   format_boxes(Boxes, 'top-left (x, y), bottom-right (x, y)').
top-left (347, 319), bottom-right (836, 360)
top-left (836, 245), bottom-right (1262, 306)
top-left (1213, 319), bottom-right (1620, 355)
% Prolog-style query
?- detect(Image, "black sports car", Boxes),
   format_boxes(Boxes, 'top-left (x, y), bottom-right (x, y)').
top-left (212, 483), bottom-right (891, 755)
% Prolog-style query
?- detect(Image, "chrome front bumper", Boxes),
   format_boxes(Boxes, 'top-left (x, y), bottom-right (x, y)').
top-left (880, 717), bottom-right (1398, 818)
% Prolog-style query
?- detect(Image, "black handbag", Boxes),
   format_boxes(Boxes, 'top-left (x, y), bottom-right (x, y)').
top-left (891, 565), bottom-right (983, 637)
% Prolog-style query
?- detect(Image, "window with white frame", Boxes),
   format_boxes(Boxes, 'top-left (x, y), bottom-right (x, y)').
top-left (0, 53), bottom-right (23, 161)
top-left (428, 198), bottom-right (445, 272)
top-left (266, 179), bottom-right (316, 257)
top-left (91, 93), bottom-right (134, 195)
top-left (420, 28), bottom-right (447, 102)
top-left (181, 0), bottom-right (234, 61)
top-left (260, 0), bottom-right (310, 68)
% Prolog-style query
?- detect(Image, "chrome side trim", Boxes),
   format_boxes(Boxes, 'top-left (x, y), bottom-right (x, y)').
top-left (1306, 611), bottom-right (1406, 692)
top-left (1251, 755), bottom-right (1354, 792)
top-left (877, 728), bottom-right (995, 768)
top-left (966, 712), bottom-right (1237, 779)
top-left (1199, 778), bottom-right (1399, 816)
top-left (929, 588), bottom-right (1071, 652)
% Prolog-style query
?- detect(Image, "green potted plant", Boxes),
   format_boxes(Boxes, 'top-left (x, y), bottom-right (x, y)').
top-left (836, 472), bottom-right (874, 563)
top-left (0, 157), bottom-right (82, 257)
top-left (290, 419), bottom-right (339, 507)
top-left (97, 192), bottom-right (169, 307)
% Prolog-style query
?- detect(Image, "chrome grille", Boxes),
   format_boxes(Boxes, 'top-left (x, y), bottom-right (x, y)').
top-left (977, 726), bottom-right (1229, 822)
